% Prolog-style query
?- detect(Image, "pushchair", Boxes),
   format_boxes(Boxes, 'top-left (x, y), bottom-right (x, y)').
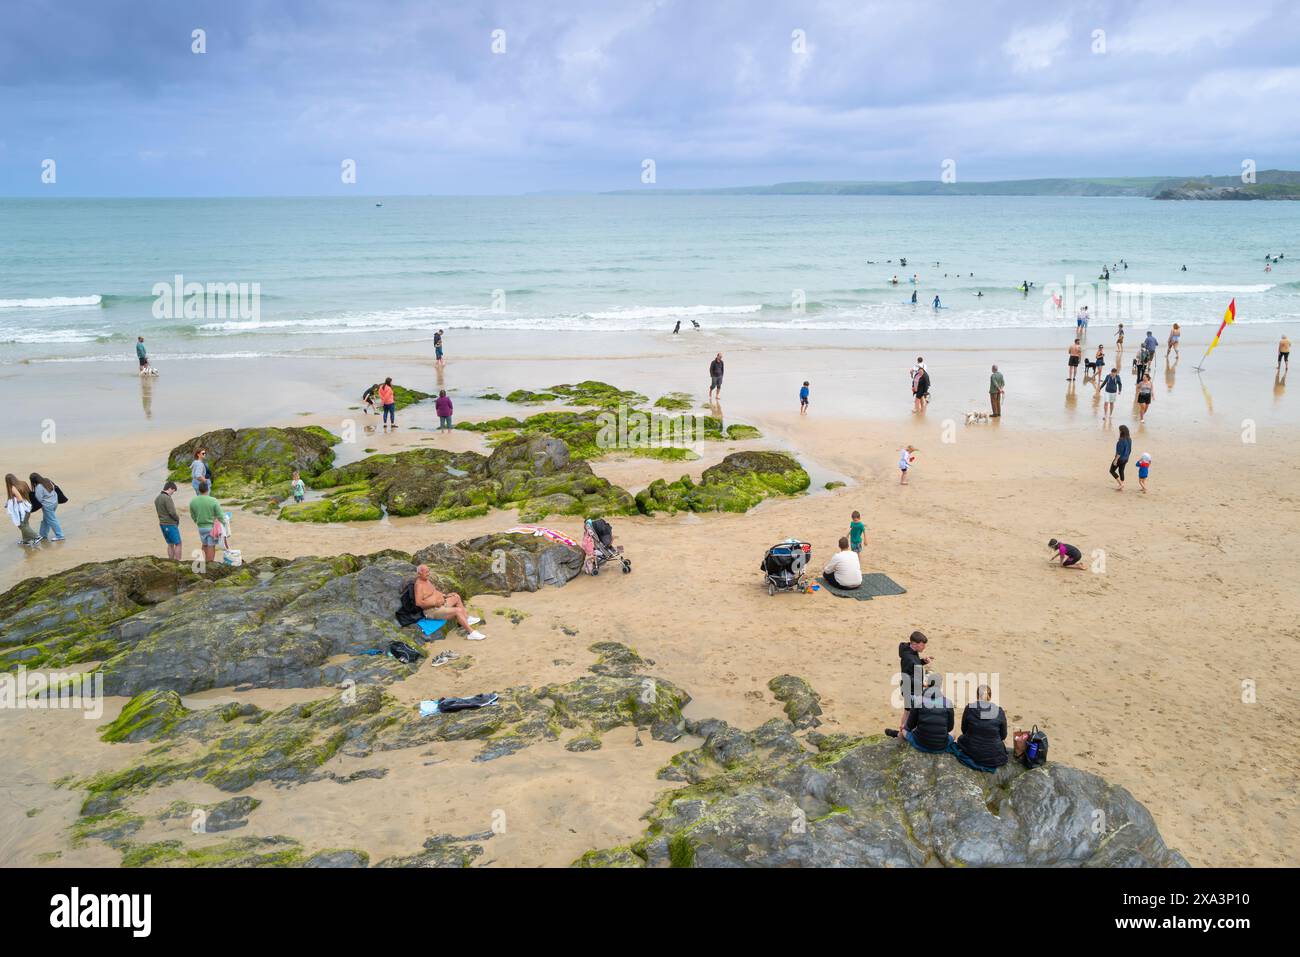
top-left (761, 540), bottom-right (811, 595)
top-left (583, 518), bottom-right (631, 575)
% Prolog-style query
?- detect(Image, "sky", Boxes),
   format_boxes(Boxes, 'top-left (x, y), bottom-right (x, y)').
top-left (1, 0), bottom-right (1297, 196)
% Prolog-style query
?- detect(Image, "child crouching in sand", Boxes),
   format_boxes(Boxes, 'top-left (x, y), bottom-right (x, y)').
top-left (1047, 538), bottom-right (1084, 569)
top-left (899, 446), bottom-right (917, 484)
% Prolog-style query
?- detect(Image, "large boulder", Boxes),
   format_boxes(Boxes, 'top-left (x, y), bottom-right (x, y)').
top-left (635, 451), bottom-right (810, 514)
top-left (1, 535), bottom-right (584, 694)
top-left (166, 426), bottom-right (339, 501)
top-left (577, 679), bottom-right (1188, 869)
top-left (283, 434), bottom-right (635, 524)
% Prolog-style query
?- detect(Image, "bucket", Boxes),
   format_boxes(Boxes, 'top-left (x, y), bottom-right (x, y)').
top-left (222, 548), bottom-right (242, 567)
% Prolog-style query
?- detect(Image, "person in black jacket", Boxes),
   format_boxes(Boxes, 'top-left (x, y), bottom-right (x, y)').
top-left (896, 630), bottom-right (932, 734)
top-left (905, 673), bottom-right (954, 751)
top-left (956, 684), bottom-right (1009, 768)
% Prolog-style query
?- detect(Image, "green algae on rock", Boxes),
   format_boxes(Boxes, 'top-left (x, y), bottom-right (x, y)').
top-left (166, 425), bottom-right (340, 503)
top-left (575, 678), bottom-right (1188, 869)
top-left (282, 433), bottom-right (635, 524)
top-left (635, 451), bottom-right (810, 514)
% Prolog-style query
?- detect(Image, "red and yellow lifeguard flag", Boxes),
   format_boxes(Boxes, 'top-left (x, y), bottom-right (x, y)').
top-left (1205, 298), bottom-right (1236, 357)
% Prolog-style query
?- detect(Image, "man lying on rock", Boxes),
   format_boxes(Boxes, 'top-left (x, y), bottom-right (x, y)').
top-left (413, 564), bottom-right (487, 641)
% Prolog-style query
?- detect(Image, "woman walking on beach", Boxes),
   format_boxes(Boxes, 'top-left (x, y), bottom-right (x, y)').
top-left (28, 473), bottom-right (65, 541)
top-left (1167, 324), bottom-right (1181, 361)
top-left (1137, 372), bottom-right (1154, 422)
top-left (435, 389), bottom-right (453, 430)
top-left (1110, 424), bottom-right (1132, 491)
top-left (5, 474), bottom-right (41, 546)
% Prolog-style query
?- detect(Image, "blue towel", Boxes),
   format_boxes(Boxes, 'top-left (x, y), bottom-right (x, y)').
top-left (417, 618), bottom-right (449, 637)
top-left (905, 731), bottom-right (953, 754)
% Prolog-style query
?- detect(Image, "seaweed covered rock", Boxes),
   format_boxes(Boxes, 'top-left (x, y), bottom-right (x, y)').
top-left (578, 680), bottom-right (1188, 869)
top-left (166, 426), bottom-right (339, 502)
top-left (0, 556), bottom-right (244, 671)
top-left (283, 433), bottom-right (635, 524)
top-left (1, 535), bottom-right (584, 692)
top-left (635, 451), bottom-right (811, 514)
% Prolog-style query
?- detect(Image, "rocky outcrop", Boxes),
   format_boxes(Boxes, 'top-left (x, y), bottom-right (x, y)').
top-left (635, 451), bottom-right (811, 514)
top-left (1, 534), bottom-right (584, 693)
top-left (577, 679), bottom-right (1188, 869)
top-left (282, 434), bottom-right (636, 523)
top-left (166, 426), bottom-right (339, 503)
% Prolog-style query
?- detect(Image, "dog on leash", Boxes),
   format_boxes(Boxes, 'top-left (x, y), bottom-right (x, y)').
top-left (964, 410), bottom-right (992, 425)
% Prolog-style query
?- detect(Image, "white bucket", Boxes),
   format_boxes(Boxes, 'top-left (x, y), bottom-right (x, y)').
top-left (222, 548), bottom-right (242, 567)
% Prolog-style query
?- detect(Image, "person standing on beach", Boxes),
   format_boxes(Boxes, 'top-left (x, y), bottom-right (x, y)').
top-left (189, 480), bottom-right (223, 565)
top-left (379, 377), bottom-right (397, 430)
top-left (28, 473), bottom-right (64, 541)
top-left (435, 389), bottom-right (453, 430)
top-left (155, 480), bottom-right (182, 560)
top-left (1115, 323), bottom-right (1125, 357)
top-left (1137, 372), bottom-right (1154, 421)
top-left (848, 510), bottom-right (866, 554)
top-left (5, 474), bottom-right (41, 546)
top-left (708, 353), bottom-right (724, 400)
top-left (895, 631), bottom-right (932, 735)
top-left (1068, 339), bottom-right (1082, 382)
top-left (135, 336), bottom-right (157, 376)
top-left (434, 329), bottom-right (445, 365)
top-left (1101, 366), bottom-right (1122, 419)
top-left (1110, 424), bottom-right (1132, 491)
top-left (1167, 324), bottom-right (1181, 361)
top-left (189, 448), bottom-right (208, 494)
top-left (1279, 335), bottom-right (1290, 371)
top-left (799, 381), bottom-right (810, 415)
top-left (988, 364), bottom-right (1005, 416)
top-left (899, 445), bottom-right (917, 483)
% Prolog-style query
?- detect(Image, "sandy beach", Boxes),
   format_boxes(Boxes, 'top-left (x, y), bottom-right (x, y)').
top-left (2, 325), bottom-right (1297, 868)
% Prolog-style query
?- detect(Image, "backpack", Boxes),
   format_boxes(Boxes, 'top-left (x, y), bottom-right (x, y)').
top-left (388, 640), bottom-right (424, 664)
top-left (1022, 725), bottom-right (1049, 768)
top-left (394, 579), bottom-right (423, 628)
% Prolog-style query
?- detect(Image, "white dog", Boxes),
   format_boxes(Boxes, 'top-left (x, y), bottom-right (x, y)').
top-left (964, 410), bottom-right (992, 425)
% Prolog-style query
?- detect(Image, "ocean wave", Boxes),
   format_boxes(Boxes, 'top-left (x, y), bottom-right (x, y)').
top-left (0, 295), bottom-right (103, 309)
top-left (581, 304), bottom-right (763, 320)
top-left (23, 350), bottom-right (288, 364)
top-left (0, 328), bottom-right (115, 344)
top-left (1108, 282), bottom-right (1274, 295)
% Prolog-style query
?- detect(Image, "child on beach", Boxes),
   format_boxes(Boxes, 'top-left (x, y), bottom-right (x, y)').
top-left (799, 381), bottom-right (810, 415)
top-left (1047, 538), bottom-right (1084, 569)
top-left (1137, 453), bottom-right (1152, 492)
top-left (291, 470), bottom-right (306, 503)
top-left (899, 446), bottom-right (917, 484)
top-left (849, 510), bottom-right (866, 553)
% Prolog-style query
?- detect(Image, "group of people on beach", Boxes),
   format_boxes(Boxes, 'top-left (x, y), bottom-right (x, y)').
top-left (885, 631), bottom-right (1011, 770)
top-left (5, 473), bottom-right (66, 546)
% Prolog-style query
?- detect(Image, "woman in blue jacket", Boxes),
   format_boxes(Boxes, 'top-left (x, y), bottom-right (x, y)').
top-left (1110, 424), bottom-right (1132, 491)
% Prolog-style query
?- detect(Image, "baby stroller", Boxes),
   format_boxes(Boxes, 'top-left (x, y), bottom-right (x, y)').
top-left (761, 540), bottom-right (811, 596)
top-left (583, 518), bottom-right (631, 575)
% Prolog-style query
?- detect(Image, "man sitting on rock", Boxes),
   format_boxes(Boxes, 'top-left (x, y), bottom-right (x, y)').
top-left (413, 564), bottom-right (487, 641)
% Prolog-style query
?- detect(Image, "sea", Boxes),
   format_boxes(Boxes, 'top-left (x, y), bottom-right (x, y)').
top-left (1, 195), bottom-right (1295, 364)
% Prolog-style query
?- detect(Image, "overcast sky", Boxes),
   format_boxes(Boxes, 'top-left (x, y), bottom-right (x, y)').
top-left (2, 0), bottom-right (1296, 195)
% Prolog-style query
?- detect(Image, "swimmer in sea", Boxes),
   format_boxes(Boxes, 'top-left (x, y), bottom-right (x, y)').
top-left (911, 290), bottom-right (918, 305)
top-left (932, 295), bottom-right (942, 309)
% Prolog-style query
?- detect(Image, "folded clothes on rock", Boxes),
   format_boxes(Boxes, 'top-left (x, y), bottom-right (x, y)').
top-left (420, 692), bottom-right (499, 717)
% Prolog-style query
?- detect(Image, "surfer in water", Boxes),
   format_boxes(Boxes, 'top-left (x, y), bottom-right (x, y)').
top-left (910, 290), bottom-right (918, 305)
top-left (932, 295), bottom-right (942, 309)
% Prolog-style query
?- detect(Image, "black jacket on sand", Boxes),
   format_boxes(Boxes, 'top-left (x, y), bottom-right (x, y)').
top-left (956, 702), bottom-right (1009, 768)
top-left (898, 642), bottom-right (927, 703)
top-left (905, 688), bottom-right (954, 750)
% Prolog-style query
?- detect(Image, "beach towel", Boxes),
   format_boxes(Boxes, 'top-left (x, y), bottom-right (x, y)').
top-left (505, 524), bottom-right (578, 547)
top-left (417, 618), bottom-right (449, 638)
top-left (816, 573), bottom-right (907, 601)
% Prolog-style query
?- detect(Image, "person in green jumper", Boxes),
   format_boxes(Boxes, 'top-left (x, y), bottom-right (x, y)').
top-left (189, 480), bottom-right (224, 564)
